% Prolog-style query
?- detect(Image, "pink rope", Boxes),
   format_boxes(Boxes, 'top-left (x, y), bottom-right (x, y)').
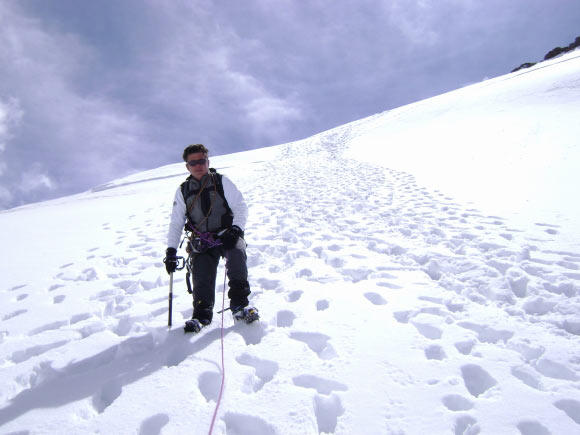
top-left (208, 268), bottom-right (227, 434)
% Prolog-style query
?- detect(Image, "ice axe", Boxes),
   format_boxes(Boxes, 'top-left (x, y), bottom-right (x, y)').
top-left (166, 257), bottom-right (185, 328)
top-left (168, 272), bottom-right (174, 327)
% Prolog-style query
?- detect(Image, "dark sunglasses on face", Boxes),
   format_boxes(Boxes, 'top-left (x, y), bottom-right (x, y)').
top-left (187, 158), bottom-right (207, 167)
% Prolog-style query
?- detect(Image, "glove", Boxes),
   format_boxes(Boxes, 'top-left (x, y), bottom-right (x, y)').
top-left (164, 247), bottom-right (178, 274)
top-left (220, 225), bottom-right (243, 249)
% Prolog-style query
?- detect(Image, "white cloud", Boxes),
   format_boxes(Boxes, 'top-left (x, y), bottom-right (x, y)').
top-left (0, 185), bottom-right (13, 207)
top-left (140, 2), bottom-right (304, 132)
top-left (0, 97), bottom-right (23, 145)
top-left (383, 0), bottom-right (440, 47)
top-left (19, 167), bottom-right (55, 194)
top-left (245, 96), bottom-right (302, 125)
top-left (0, 2), bottom-right (153, 206)
top-left (0, 96), bottom-right (23, 175)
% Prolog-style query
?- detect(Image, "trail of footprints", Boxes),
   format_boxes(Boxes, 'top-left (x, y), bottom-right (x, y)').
top-left (240, 128), bottom-right (580, 433)
top-left (1, 205), bottom-right (176, 416)
top-left (3, 125), bottom-right (580, 433)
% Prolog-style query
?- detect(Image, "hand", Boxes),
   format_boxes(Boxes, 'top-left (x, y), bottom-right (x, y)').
top-left (164, 247), bottom-right (178, 274)
top-left (220, 225), bottom-right (243, 249)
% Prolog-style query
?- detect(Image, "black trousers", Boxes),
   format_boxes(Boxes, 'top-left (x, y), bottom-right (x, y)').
top-left (191, 238), bottom-right (251, 323)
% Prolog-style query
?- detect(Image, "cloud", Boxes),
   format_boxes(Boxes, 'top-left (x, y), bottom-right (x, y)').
top-left (133, 2), bottom-right (306, 147)
top-left (0, 97), bottom-right (23, 167)
top-left (1, 0), bottom-right (579, 209)
top-left (0, 2), bottom-right (155, 208)
top-left (383, 0), bottom-right (441, 47)
top-left (19, 163), bottom-right (55, 193)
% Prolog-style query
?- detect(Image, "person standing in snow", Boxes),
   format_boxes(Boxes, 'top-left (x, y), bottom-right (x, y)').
top-left (164, 144), bottom-right (258, 332)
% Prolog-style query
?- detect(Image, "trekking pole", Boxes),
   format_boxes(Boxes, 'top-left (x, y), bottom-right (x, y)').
top-left (168, 272), bottom-right (174, 327)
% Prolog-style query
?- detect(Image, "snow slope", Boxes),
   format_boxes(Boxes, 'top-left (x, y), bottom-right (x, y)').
top-left (1, 50), bottom-right (580, 435)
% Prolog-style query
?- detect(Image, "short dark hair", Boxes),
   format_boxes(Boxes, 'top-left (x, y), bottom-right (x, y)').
top-left (182, 144), bottom-right (209, 162)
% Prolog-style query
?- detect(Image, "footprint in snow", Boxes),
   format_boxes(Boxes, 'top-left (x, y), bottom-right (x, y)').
top-left (377, 281), bottom-right (403, 289)
top-left (53, 295), bottom-right (66, 304)
top-left (257, 277), bottom-right (281, 291)
top-left (48, 283), bottom-right (65, 292)
top-left (511, 365), bottom-right (544, 391)
top-left (455, 340), bottom-right (475, 355)
top-left (223, 413), bottom-right (276, 435)
top-left (91, 288), bottom-right (120, 301)
top-left (236, 353), bottom-right (278, 393)
top-left (9, 339), bottom-right (70, 364)
top-left (442, 394), bottom-right (474, 411)
top-left (236, 322), bottom-right (268, 345)
top-left (139, 413), bottom-right (170, 435)
top-left (71, 312), bottom-right (93, 324)
top-left (393, 311), bottom-right (413, 323)
top-left (92, 379), bottom-right (123, 413)
top-left (198, 371), bottom-right (221, 402)
top-left (314, 393), bottom-right (345, 434)
top-left (461, 364), bottom-right (497, 398)
top-left (1, 309), bottom-right (27, 321)
top-left (454, 415), bottom-right (480, 435)
top-left (411, 320), bottom-right (442, 340)
top-left (457, 322), bottom-right (514, 344)
top-left (418, 306), bottom-right (447, 317)
top-left (534, 357), bottom-right (578, 381)
top-left (554, 399), bottom-right (580, 425)
top-left (290, 332), bottom-right (337, 360)
top-left (292, 374), bottom-right (348, 395)
top-left (296, 268), bottom-right (313, 278)
top-left (517, 420), bottom-right (552, 435)
top-left (316, 299), bottom-right (329, 311)
top-left (286, 290), bottom-right (303, 302)
top-left (277, 310), bottom-right (296, 327)
top-left (424, 344), bottom-right (446, 360)
top-left (364, 292), bottom-right (387, 305)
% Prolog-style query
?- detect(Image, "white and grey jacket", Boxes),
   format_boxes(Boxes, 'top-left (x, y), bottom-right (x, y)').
top-left (167, 173), bottom-right (248, 249)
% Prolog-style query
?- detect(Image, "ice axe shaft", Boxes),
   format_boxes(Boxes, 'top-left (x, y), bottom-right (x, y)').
top-left (168, 272), bottom-right (174, 327)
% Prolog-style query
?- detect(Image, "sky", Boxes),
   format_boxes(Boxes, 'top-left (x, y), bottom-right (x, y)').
top-left (1, 0), bottom-right (579, 210)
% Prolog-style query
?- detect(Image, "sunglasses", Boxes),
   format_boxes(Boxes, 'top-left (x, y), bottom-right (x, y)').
top-left (187, 158), bottom-right (207, 167)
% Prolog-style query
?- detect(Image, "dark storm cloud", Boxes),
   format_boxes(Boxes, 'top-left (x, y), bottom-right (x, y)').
top-left (1, 0), bottom-right (579, 209)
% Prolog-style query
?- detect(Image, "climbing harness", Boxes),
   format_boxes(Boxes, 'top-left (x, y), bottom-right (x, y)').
top-left (186, 227), bottom-right (224, 254)
top-left (180, 227), bottom-right (224, 295)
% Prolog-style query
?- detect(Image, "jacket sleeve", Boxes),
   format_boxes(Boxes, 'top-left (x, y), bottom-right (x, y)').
top-left (222, 175), bottom-right (248, 231)
top-left (167, 186), bottom-right (186, 249)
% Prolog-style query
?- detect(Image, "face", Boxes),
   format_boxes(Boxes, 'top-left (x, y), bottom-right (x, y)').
top-left (185, 152), bottom-right (209, 180)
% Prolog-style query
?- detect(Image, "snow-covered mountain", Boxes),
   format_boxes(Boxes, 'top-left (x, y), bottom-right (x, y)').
top-left (1, 50), bottom-right (579, 435)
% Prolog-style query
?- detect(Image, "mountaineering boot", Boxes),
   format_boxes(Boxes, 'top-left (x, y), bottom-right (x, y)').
top-left (232, 306), bottom-right (260, 324)
top-left (184, 318), bottom-right (210, 333)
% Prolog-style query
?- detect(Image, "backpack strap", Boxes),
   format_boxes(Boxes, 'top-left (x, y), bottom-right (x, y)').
top-left (180, 169), bottom-right (233, 229)
top-left (209, 168), bottom-right (233, 216)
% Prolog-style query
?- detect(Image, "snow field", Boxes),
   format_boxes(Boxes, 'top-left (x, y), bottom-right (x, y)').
top-left (1, 50), bottom-right (580, 434)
